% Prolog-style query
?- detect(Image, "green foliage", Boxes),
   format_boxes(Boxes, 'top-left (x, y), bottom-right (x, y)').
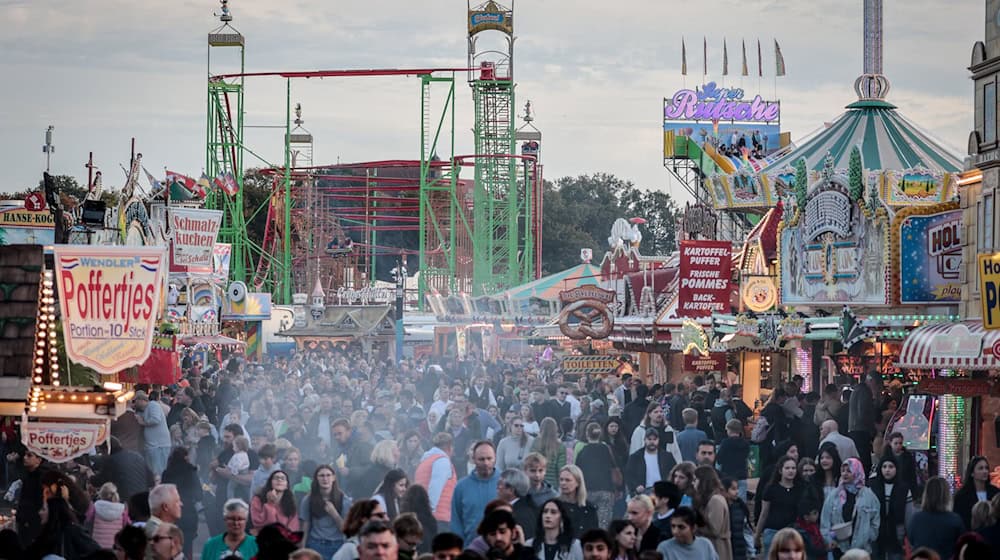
top-left (794, 158), bottom-right (808, 210)
top-left (540, 173), bottom-right (680, 274)
top-left (848, 147), bottom-right (864, 202)
top-left (241, 169), bottom-right (273, 255)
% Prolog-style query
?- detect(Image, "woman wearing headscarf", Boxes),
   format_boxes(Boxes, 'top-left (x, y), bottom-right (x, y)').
top-left (867, 455), bottom-right (913, 560)
top-left (820, 457), bottom-right (880, 555)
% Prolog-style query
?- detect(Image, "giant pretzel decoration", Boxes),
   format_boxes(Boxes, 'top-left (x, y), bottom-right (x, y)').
top-left (558, 300), bottom-right (614, 340)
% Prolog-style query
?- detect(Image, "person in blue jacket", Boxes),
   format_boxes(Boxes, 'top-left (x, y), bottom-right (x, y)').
top-left (451, 440), bottom-right (501, 543)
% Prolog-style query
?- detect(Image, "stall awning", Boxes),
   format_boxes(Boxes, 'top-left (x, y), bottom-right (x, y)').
top-left (897, 320), bottom-right (1000, 370)
top-left (179, 334), bottom-right (246, 347)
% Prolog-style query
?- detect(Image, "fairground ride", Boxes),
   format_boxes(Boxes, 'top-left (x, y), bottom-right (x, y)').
top-left (205, 0), bottom-right (541, 306)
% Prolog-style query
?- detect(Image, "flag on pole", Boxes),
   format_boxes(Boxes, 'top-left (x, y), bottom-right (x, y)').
top-left (703, 37), bottom-right (707, 76)
top-left (143, 167), bottom-right (163, 195)
top-left (681, 38), bottom-right (687, 75)
top-left (741, 40), bottom-right (749, 76)
top-left (165, 170), bottom-right (196, 190)
top-left (197, 172), bottom-right (212, 196)
top-left (215, 171), bottom-right (239, 196)
top-left (775, 39), bottom-right (786, 77)
top-left (722, 39), bottom-right (729, 76)
top-left (757, 39), bottom-right (763, 77)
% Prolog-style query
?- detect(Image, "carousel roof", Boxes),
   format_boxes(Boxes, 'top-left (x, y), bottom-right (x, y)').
top-left (493, 263), bottom-right (602, 302)
top-left (762, 100), bottom-right (962, 175)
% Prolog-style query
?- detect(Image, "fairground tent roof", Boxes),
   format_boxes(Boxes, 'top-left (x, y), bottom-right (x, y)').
top-left (762, 100), bottom-right (962, 175)
top-left (492, 263), bottom-right (602, 302)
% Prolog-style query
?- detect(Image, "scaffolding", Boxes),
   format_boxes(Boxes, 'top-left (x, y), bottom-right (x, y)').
top-left (467, 0), bottom-right (535, 295)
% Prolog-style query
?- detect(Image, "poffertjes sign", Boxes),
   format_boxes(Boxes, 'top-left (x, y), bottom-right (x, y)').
top-left (21, 418), bottom-right (108, 463)
top-left (54, 246), bottom-right (167, 373)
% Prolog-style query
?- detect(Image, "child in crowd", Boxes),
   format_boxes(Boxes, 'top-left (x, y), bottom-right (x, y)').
top-left (717, 419), bottom-right (750, 501)
top-left (722, 477), bottom-right (753, 560)
top-left (793, 500), bottom-right (826, 560)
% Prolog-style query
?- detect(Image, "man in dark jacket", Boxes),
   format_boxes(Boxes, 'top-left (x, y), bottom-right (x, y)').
top-left (849, 371), bottom-right (882, 475)
top-left (93, 437), bottom-right (155, 504)
top-left (332, 418), bottom-right (374, 497)
top-left (625, 429), bottom-right (677, 497)
top-left (15, 450), bottom-right (48, 548)
top-left (622, 384), bottom-right (650, 436)
top-left (498, 468), bottom-right (538, 540)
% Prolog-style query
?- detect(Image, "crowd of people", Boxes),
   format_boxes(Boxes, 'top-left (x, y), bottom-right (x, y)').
top-left (0, 346), bottom-right (997, 560)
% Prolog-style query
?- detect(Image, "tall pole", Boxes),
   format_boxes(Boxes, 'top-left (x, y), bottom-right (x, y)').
top-left (395, 253), bottom-right (404, 362)
top-left (42, 126), bottom-right (55, 173)
top-left (283, 78), bottom-right (293, 305)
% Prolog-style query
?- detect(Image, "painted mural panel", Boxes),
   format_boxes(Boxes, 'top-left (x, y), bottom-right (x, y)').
top-left (781, 180), bottom-right (888, 305)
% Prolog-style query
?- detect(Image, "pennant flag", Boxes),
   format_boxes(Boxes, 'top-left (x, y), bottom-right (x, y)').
top-left (722, 39), bottom-right (729, 76)
top-left (681, 38), bottom-right (687, 76)
top-left (757, 39), bottom-right (763, 77)
top-left (703, 37), bottom-right (708, 76)
top-left (142, 167), bottom-right (163, 196)
top-left (775, 39), bottom-right (786, 77)
top-left (741, 40), bottom-right (749, 76)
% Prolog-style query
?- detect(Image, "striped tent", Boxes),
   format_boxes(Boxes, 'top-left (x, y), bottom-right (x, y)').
top-left (763, 99), bottom-right (962, 175)
top-left (491, 263), bottom-right (602, 302)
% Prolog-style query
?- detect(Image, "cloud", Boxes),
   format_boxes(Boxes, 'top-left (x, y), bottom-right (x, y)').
top-left (0, 0), bottom-right (981, 204)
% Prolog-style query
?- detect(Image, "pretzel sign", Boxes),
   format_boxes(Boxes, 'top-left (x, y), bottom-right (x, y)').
top-left (558, 300), bottom-right (614, 340)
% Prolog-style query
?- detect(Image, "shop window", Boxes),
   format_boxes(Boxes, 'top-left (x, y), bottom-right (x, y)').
top-left (986, 81), bottom-right (997, 144)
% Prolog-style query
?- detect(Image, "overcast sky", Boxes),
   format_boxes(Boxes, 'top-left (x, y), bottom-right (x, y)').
top-left (0, 0), bottom-right (981, 203)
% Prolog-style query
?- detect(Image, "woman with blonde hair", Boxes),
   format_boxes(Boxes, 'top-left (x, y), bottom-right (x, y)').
top-left (766, 527), bottom-right (805, 560)
top-left (906, 476), bottom-right (964, 559)
top-left (532, 418), bottom-right (568, 486)
top-left (357, 439), bottom-right (401, 497)
top-left (555, 465), bottom-right (598, 536)
top-left (84, 482), bottom-right (130, 550)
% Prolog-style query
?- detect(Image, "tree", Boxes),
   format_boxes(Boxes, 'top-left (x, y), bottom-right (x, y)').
top-left (848, 146), bottom-right (864, 202)
top-left (794, 158), bottom-right (808, 211)
top-left (540, 173), bottom-right (680, 274)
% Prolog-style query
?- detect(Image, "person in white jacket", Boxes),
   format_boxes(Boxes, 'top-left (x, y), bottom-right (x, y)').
top-left (629, 402), bottom-right (682, 465)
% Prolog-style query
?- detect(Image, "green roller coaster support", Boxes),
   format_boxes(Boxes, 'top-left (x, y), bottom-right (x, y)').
top-left (471, 78), bottom-right (524, 295)
top-left (419, 74), bottom-right (470, 309)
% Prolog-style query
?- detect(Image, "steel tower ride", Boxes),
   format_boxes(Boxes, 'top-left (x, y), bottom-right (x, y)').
top-left (467, 0), bottom-right (533, 295)
top-left (206, 0), bottom-right (252, 286)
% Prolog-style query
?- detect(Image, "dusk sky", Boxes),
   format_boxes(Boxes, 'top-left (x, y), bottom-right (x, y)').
top-left (0, 0), bottom-right (981, 202)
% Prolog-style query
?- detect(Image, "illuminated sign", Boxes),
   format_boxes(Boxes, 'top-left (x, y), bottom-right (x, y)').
top-left (54, 246), bottom-right (167, 373)
top-left (663, 82), bottom-right (780, 123)
top-left (897, 207), bottom-right (963, 303)
top-left (741, 276), bottom-right (777, 312)
top-left (678, 240), bottom-right (733, 318)
top-left (468, 4), bottom-right (513, 35)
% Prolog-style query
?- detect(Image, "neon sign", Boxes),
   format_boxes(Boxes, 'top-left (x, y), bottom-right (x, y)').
top-left (664, 82), bottom-right (780, 123)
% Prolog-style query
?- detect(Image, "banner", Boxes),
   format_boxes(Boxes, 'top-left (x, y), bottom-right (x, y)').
top-left (22, 418), bottom-right (109, 463)
top-left (678, 240), bottom-right (733, 318)
top-left (213, 243), bottom-right (232, 282)
top-left (54, 246), bottom-right (167, 373)
top-left (169, 208), bottom-right (223, 273)
top-left (0, 206), bottom-right (55, 245)
top-left (898, 208), bottom-right (962, 303)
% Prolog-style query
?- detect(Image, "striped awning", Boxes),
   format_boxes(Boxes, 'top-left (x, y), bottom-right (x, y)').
top-left (897, 320), bottom-right (1000, 371)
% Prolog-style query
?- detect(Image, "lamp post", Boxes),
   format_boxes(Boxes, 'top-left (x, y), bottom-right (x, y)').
top-left (395, 253), bottom-right (405, 362)
top-left (42, 126), bottom-right (55, 172)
